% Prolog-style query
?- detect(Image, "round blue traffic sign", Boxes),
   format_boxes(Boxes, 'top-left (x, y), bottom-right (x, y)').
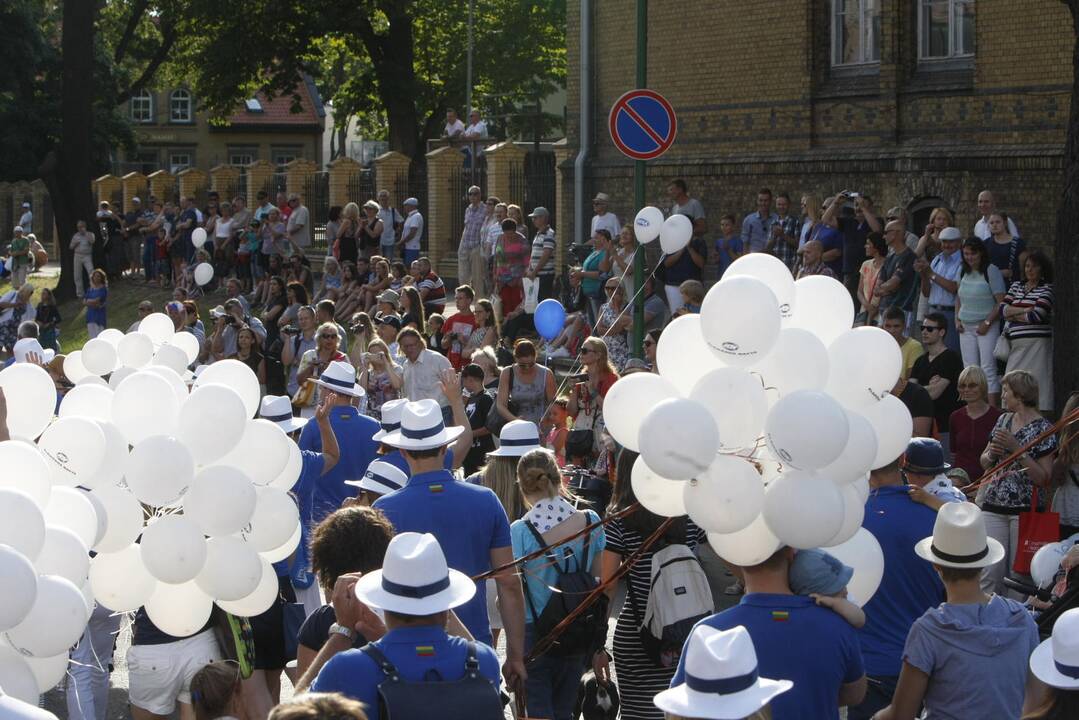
top-left (608, 89), bottom-right (677, 161)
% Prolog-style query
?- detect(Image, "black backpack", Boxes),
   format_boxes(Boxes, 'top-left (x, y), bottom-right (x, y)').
top-left (523, 517), bottom-right (608, 657)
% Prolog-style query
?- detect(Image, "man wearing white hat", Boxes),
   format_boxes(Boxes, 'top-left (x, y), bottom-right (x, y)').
top-left (298, 361), bottom-right (380, 524)
top-left (368, 387), bottom-right (472, 479)
top-left (373, 399), bottom-right (527, 688)
top-left (344, 459), bottom-right (409, 505)
top-left (400, 197), bottom-right (423, 266)
top-left (1026, 607), bottom-right (1079, 712)
top-left (305, 532), bottom-right (503, 717)
top-left (671, 546), bottom-right (866, 720)
top-left (655, 625), bottom-right (792, 720)
top-left (18, 201), bottom-right (32, 231)
top-left (874, 502), bottom-right (1039, 720)
top-left (590, 193), bottom-right (621, 242)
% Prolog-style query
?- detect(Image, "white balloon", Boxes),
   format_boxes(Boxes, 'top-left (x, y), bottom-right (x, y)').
top-left (75, 375), bottom-right (108, 388)
top-left (787, 275), bottom-right (855, 344)
top-left (691, 368), bottom-right (767, 451)
top-left (852, 474), bottom-right (870, 504)
top-left (145, 580), bottom-right (213, 637)
top-left (89, 544), bottom-right (156, 612)
top-left (111, 371), bottom-right (179, 444)
top-left (196, 536), bottom-right (263, 601)
top-left (633, 206), bottom-right (664, 244)
top-left (823, 483), bottom-right (866, 548)
top-left (5, 575), bottom-right (88, 658)
top-left (91, 421), bottom-right (128, 489)
top-left (0, 363), bottom-right (57, 440)
top-left (0, 646), bottom-right (39, 704)
top-left (0, 546), bottom-right (37, 631)
top-left (824, 528), bottom-right (884, 606)
top-left (638, 398), bottom-right (719, 480)
top-left (266, 441), bottom-right (302, 491)
top-left (194, 360), bottom-right (260, 419)
top-left (125, 436), bottom-right (195, 507)
top-left (243, 487), bottom-right (300, 551)
top-left (37, 417), bottom-right (106, 488)
top-left (43, 486), bottom-right (98, 549)
top-left (34, 525), bottom-right (89, 586)
top-left (861, 394), bottom-right (913, 469)
top-left (138, 313), bottom-right (175, 346)
top-left (826, 327), bottom-right (903, 410)
top-left (684, 455), bottom-right (764, 534)
top-left (764, 391), bottom-right (849, 471)
top-left (762, 470), bottom-right (845, 549)
top-left (117, 332), bottom-right (155, 369)
top-left (140, 515), bottom-right (207, 584)
top-left (97, 328), bottom-right (124, 347)
top-left (699, 276), bottom-right (781, 367)
top-left (819, 411), bottom-right (878, 485)
top-left (216, 557), bottom-right (276, 617)
top-left (183, 466), bottom-right (257, 537)
top-left (167, 331), bottom-right (201, 366)
top-left (0, 488), bottom-right (46, 560)
top-left (259, 523), bottom-right (302, 563)
top-left (659, 213), bottom-right (693, 255)
top-left (107, 365), bottom-right (137, 389)
top-left (191, 226), bottom-right (208, 249)
top-left (603, 374), bottom-right (679, 451)
top-left (59, 384), bottom-right (114, 423)
top-left (79, 577), bottom-right (94, 620)
top-left (63, 351), bottom-right (92, 384)
top-left (178, 384), bottom-right (248, 466)
top-left (629, 456), bottom-right (687, 517)
top-left (152, 344), bottom-right (190, 377)
top-left (1031, 542), bottom-right (1068, 589)
top-left (751, 328), bottom-right (829, 399)
top-left (142, 365), bottom-right (189, 407)
top-left (657, 315), bottom-right (723, 396)
top-left (22, 652), bottom-right (69, 694)
top-left (89, 485), bottom-right (144, 553)
top-left (0, 441), bottom-right (51, 509)
top-left (219, 419), bottom-right (291, 486)
top-left (726, 253), bottom-right (796, 318)
top-left (80, 339), bottom-right (118, 377)
top-left (707, 513), bottom-right (782, 567)
top-left (193, 262), bottom-right (214, 286)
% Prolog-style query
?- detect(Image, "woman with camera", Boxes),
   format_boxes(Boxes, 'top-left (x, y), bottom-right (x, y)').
top-left (295, 321), bottom-right (348, 416)
top-left (358, 338), bottom-right (403, 420)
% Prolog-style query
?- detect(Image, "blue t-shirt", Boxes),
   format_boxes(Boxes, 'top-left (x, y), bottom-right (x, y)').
top-left (299, 406), bottom-right (380, 523)
top-left (811, 223), bottom-right (844, 277)
top-left (311, 625), bottom-right (501, 709)
top-left (379, 448), bottom-right (454, 478)
top-left (715, 235), bottom-right (743, 279)
top-left (858, 486), bottom-right (946, 676)
top-left (664, 237), bottom-right (707, 285)
top-left (510, 510), bottom-right (605, 622)
top-left (672, 594), bottom-right (864, 720)
top-left (374, 470), bottom-right (512, 646)
top-left (285, 451), bottom-right (326, 585)
top-left (85, 286), bottom-right (107, 326)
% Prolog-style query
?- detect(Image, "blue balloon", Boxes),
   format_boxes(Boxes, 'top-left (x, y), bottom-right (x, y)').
top-left (534, 298), bottom-right (567, 341)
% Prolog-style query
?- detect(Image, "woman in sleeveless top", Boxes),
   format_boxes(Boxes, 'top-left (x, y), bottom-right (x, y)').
top-left (337, 202), bottom-right (360, 265)
top-left (496, 338), bottom-right (556, 427)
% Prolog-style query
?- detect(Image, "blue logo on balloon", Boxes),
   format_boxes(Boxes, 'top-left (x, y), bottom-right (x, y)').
top-left (534, 298), bottom-right (567, 341)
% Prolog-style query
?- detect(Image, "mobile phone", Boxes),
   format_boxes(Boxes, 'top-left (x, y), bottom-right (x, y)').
top-left (849, 192), bottom-right (860, 199)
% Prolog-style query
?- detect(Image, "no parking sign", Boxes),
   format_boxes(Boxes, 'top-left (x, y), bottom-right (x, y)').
top-left (608, 89), bottom-right (677, 161)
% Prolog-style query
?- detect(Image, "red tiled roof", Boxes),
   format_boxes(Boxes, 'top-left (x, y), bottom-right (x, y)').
top-left (225, 79), bottom-right (324, 128)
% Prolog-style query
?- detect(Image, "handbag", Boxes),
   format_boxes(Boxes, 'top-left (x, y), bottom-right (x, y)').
top-left (1014, 486), bottom-right (1059, 575)
top-left (994, 325), bottom-right (1011, 362)
top-left (522, 276), bottom-right (540, 313)
top-left (485, 367), bottom-right (516, 436)
top-left (292, 378), bottom-right (316, 410)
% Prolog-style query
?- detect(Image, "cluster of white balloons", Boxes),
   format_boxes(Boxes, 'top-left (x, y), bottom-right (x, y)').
top-left (633, 206), bottom-right (693, 255)
top-left (0, 313), bottom-right (302, 706)
top-left (606, 251), bottom-right (911, 606)
top-left (190, 227), bottom-right (215, 286)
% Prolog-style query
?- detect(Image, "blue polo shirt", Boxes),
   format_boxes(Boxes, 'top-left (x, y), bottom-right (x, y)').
top-left (374, 469), bottom-right (512, 646)
top-left (378, 448), bottom-right (454, 477)
top-left (299, 406), bottom-right (379, 523)
top-left (672, 594), bottom-right (864, 720)
top-left (311, 624), bottom-right (501, 709)
top-left (286, 451), bottom-right (326, 587)
top-left (858, 485), bottom-right (945, 677)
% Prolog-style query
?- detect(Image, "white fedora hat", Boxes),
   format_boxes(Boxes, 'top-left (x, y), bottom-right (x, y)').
top-left (354, 532), bottom-right (475, 615)
top-left (344, 460), bottom-right (408, 497)
top-left (373, 398), bottom-right (409, 442)
top-left (314, 360), bottom-right (365, 398)
top-left (1030, 608), bottom-right (1079, 689)
top-left (12, 338), bottom-right (44, 365)
top-left (379, 399), bottom-right (463, 451)
top-left (488, 419), bottom-right (541, 458)
top-left (259, 395), bottom-right (308, 433)
top-left (654, 625), bottom-right (792, 719)
top-left (915, 501), bottom-right (1006, 569)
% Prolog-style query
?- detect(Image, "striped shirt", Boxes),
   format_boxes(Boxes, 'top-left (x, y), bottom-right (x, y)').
top-left (529, 228), bottom-right (557, 276)
top-left (1003, 281), bottom-right (1053, 339)
top-left (419, 271), bottom-right (446, 309)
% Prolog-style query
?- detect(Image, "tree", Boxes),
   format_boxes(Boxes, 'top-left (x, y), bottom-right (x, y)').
top-left (1057, 1), bottom-right (1079, 411)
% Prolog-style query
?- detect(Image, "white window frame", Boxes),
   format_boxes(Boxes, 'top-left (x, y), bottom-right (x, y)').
top-left (272, 147), bottom-right (301, 168)
top-left (831, 0), bottom-right (881, 67)
top-left (130, 90), bottom-right (154, 123)
top-left (169, 89), bottom-right (193, 123)
top-left (169, 152), bottom-right (193, 174)
top-left (919, 0), bottom-right (975, 61)
top-left (228, 149), bottom-right (257, 166)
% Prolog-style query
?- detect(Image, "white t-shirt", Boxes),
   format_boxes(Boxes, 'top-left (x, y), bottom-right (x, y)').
top-left (288, 205), bottom-right (311, 248)
top-left (464, 120), bottom-right (488, 138)
top-left (672, 198), bottom-right (706, 220)
top-left (973, 215), bottom-right (1020, 241)
top-left (378, 207), bottom-right (401, 246)
top-left (215, 218), bottom-right (234, 240)
top-left (18, 211), bottom-right (32, 229)
top-left (591, 212), bottom-right (621, 241)
top-left (402, 211), bottom-right (424, 250)
top-left (444, 119), bottom-right (465, 138)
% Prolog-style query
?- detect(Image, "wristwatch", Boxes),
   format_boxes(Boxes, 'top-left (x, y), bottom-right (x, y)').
top-left (328, 623), bottom-right (355, 641)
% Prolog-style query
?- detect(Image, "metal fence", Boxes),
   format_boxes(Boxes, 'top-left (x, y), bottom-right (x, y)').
top-left (304, 171), bottom-right (330, 250)
top-left (510, 150), bottom-right (558, 229)
top-left (346, 168), bottom-right (378, 207)
top-left (447, 160), bottom-right (488, 252)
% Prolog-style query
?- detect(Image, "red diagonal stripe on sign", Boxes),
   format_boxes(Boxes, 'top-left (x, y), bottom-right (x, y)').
top-left (618, 99), bottom-right (666, 147)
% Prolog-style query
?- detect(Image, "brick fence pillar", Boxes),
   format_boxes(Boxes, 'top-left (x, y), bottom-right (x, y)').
top-left (327, 156), bottom-right (361, 208)
top-left (373, 151), bottom-right (411, 203)
top-left (424, 146), bottom-right (465, 275)
top-left (93, 175), bottom-right (121, 209)
top-left (121, 172), bottom-right (148, 214)
top-left (245, 160), bottom-right (275, 204)
top-left (209, 165), bottom-right (240, 199)
top-left (484, 141), bottom-right (526, 207)
top-left (147, 170), bottom-right (176, 203)
top-left (177, 168), bottom-right (208, 202)
top-left (553, 139), bottom-right (574, 274)
top-left (284, 159), bottom-right (318, 199)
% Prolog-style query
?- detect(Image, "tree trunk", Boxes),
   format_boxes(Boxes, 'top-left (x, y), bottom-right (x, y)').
top-left (358, 6), bottom-right (423, 159)
top-left (40, 1), bottom-right (98, 302)
top-left (1055, 1), bottom-right (1079, 412)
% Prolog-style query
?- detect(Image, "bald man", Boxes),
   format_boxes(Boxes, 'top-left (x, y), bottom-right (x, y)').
top-left (795, 240), bottom-right (837, 279)
top-left (973, 190), bottom-right (1019, 240)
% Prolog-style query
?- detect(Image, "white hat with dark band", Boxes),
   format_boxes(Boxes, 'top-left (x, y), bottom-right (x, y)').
top-left (345, 460), bottom-right (408, 497)
top-left (314, 360), bottom-right (365, 398)
top-left (353, 532), bottom-right (475, 615)
top-left (378, 399), bottom-right (463, 451)
top-left (914, 501), bottom-right (1005, 569)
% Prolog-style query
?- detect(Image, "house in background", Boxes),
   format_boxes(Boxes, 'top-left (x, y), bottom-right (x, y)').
top-left (117, 75), bottom-right (326, 175)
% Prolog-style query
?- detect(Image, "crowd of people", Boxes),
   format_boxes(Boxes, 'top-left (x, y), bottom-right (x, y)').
top-left (1, 179), bottom-right (1076, 720)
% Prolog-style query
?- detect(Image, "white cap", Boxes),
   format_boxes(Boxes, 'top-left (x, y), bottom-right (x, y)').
top-left (403, 197), bottom-right (419, 207)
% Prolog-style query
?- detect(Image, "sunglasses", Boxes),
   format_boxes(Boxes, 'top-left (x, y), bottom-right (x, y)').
top-left (920, 325), bottom-right (942, 332)
top-left (319, 333), bottom-right (339, 340)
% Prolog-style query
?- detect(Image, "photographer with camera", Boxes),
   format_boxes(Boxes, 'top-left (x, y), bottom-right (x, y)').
top-left (282, 306), bottom-right (319, 397)
top-left (210, 298), bottom-right (267, 362)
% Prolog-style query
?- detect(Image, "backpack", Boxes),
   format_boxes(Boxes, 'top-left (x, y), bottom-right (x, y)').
top-left (626, 533), bottom-right (714, 668)
top-left (523, 517), bottom-right (608, 657)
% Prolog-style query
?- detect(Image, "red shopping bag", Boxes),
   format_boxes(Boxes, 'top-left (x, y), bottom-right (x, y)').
top-left (1014, 487), bottom-right (1059, 575)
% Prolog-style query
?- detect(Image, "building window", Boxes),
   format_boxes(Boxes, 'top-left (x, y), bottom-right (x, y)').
top-left (272, 147), bottom-right (301, 168)
top-left (130, 90), bottom-right (154, 123)
top-left (169, 152), bottom-right (193, 174)
top-left (832, 0), bottom-right (881, 66)
top-left (170, 90), bottom-right (193, 123)
top-left (920, 0), bottom-right (974, 60)
top-left (228, 148), bottom-right (257, 166)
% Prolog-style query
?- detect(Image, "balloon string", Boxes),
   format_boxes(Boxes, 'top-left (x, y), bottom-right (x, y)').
top-left (962, 406), bottom-right (1079, 494)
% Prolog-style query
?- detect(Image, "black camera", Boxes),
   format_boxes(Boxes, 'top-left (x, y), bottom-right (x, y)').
top-left (281, 325), bottom-right (299, 335)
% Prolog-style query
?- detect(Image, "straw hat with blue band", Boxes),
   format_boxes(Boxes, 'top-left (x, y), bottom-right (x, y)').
top-left (353, 532), bottom-right (475, 615)
top-left (313, 360), bottom-right (365, 398)
top-left (377, 399), bottom-right (464, 451)
top-left (488, 419), bottom-right (542, 458)
top-left (372, 398), bottom-right (409, 442)
top-left (259, 395), bottom-right (308, 433)
top-left (344, 460), bottom-right (408, 498)
top-left (1030, 608), bottom-right (1079, 689)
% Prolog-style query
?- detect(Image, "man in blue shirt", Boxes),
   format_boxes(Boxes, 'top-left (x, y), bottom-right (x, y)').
top-left (846, 455), bottom-right (945, 720)
top-left (918, 226), bottom-right (962, 353)
top-left (373, 396), bottom-right (526, 689)
top-left (298, 361), bottom-right (380, 523)
top-left (672, 547), bottom-right (866, 720)
top-left (741, 187), bottom-right (780, 254)
top-left (367, 396), bottom-right (470, 480)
